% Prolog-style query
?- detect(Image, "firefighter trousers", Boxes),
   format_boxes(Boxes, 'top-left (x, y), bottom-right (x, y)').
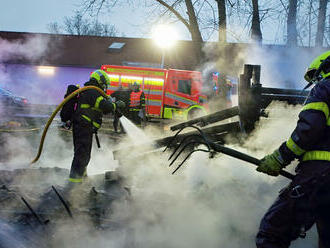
top-left (113, 112), bottom-right (124, 133)
top-left (129, 109), bottom-right (142, 126)
top-left (69, 122), bottom-right (93, 182)
top-left (256, 169), bottom-right (330, 248)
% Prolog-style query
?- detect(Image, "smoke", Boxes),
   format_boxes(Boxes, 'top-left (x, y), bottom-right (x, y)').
top-left (200, 42), bottom-right (246, 79)
top-left (0, 35), bottom-right (49, 88)
top-left (0, 35), bottom-right (50, 63)
top-left (103, 101), bottom-right (316, 248)
top-left (0, 34), bottom-right (63, 166)
top-left (0, 35), bottom-right (323, 246)
top-left (0, 34), bottom-right (61, 106)
top-left (0, 101), bottom-right (319, 247)
top-left (199, 42), bottom-right (328, 93)
top-left (244, 45), bottom-right (326, 89)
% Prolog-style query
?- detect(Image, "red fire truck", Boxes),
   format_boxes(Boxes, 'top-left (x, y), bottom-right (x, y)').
top-left (101, 65), bottom-right (208, 120)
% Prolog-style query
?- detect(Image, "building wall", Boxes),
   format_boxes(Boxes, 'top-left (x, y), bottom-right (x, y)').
top-left (2, 64), bottom-right (97, 104)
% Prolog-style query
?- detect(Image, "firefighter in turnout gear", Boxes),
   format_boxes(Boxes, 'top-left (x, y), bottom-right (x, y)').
top-left (129, 82), bottom-right (145, 126)
top-left (255, 51), bottom-right (330, 247)
top-left (111, 86), bottom-right (131, 133)
top-left (69, 69), bottom-right (125, 183)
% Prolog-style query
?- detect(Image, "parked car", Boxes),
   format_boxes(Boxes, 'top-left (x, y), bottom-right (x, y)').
top-left (0, 87), bottom-right (28, 107)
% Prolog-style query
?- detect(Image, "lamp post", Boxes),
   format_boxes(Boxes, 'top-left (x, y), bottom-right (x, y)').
top-left (152, 24), bottom-right (177, 69)
top-left (161, 49), bottom-right (165, 69)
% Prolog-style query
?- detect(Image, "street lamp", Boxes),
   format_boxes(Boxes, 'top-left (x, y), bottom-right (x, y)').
top-left (152, 24), bottom-right (177, 69)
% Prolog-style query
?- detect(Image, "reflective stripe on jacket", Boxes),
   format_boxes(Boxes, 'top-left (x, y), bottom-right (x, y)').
top-left (280, 77), bottom-right (330, 163)
top-left (80, 95), bottom-right (104, 128)
top-left (73, 80), bottom-right (115, 129)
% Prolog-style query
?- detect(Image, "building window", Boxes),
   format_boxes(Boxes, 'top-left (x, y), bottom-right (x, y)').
top-left (178, 79), bottom-right (191, 95)
top-left (108, 42), bottom-right (125, 53)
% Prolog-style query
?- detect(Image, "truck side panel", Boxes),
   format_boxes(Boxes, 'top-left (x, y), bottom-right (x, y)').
top-left (163, 69), bottom-right (207, 119)
top-left (143, 77), bottom-right (164, 117)
top-left (101, 65), bottom-right (165, 118)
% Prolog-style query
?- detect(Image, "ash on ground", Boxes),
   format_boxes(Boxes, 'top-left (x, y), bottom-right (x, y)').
top-left (0, 167), bottom-right (132, 248)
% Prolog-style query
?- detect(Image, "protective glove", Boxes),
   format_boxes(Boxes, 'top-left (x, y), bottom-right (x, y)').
top-left (256, 149), bottom-right (286, 177)
top-left (115, 100), bottom-right (126, 110)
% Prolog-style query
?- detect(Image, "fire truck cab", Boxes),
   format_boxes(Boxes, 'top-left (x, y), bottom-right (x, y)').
top-left (101, 65), bottom-right (208, 120)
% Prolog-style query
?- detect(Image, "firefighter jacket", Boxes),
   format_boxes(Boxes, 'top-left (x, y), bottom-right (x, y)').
top-left (73, 80), bottom-right (116, 129)
top-left (111, 89), bottom-right (131, 115)
top-left (129, 90), bottom-right (145, 111)
top-left (279, 76), bottom-right (330, 164)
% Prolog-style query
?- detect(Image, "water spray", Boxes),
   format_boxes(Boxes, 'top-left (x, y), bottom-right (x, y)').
top-left (119, 116), bottom-right (151, 145)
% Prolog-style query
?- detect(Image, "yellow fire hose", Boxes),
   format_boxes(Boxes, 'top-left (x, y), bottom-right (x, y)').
top-left (30, 86), bottom-right (109, 164)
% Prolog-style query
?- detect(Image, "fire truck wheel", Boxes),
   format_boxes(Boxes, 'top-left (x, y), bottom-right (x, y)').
top-left (188, 108), bottom-right (203, 120)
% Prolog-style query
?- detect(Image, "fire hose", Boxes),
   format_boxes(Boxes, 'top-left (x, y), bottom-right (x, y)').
top-left (30, 86), bottom-right (110, 164)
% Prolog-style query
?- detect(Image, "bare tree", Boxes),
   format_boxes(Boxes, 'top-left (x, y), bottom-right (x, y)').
top-left (215, 0), bottom-right (227, 43)
top-left (315, 0), bottom-right (328, 46)
top-left (288, 0), bottom-right (319, 47)
top-left (152, 0), bottom-right (205, 61)
top-left (287, 0), bottom-right (298, 46)
top-left (80, 0), bottom-right (231, 61)
top-left (251, 0), bottom-right (262, 43)
top-left (47, 11), bottom-right (117, 37)
top-left (64, 11), bottom-right (91, 35)
top-left (47, 22), bottom-right (62, 34)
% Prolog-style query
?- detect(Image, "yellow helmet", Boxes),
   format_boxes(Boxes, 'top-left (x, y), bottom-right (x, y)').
top-left (304, 50), bottom-right (330, 83)
top-left (90, 69), bottom-right (110, 90)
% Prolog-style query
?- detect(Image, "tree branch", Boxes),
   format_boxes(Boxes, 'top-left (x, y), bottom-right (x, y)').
top-left (154, 0), bottom-right (191, 30)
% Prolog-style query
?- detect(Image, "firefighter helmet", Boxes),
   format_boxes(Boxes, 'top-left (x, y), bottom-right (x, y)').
top-left (304, 50), bottom-right (330, 83)
top-left (90, 70), bottom-right (110, 90)
top-left (132, 81), bottom-right (140, 91)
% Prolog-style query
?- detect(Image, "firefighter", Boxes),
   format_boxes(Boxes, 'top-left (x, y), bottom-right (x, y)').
top-left (255, 51), bottom-right (330, 247)
top-left (69, 69), bottom-right (125, 183)
top-left (128, 82), bottom-right (145, 126)
top-left (110, 86), bottom-right (131, 133)
top-left (217, 74), bottom-right (232, 109)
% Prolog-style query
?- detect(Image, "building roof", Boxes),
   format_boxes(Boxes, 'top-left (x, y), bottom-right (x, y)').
top-left (0, 31), bottom-right (201, 70)
top-left (1, 31), bottom-right (329, 77)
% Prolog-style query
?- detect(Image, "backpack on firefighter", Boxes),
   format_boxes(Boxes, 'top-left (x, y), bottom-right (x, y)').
top-left (60, 84), bottom-right (80, 128)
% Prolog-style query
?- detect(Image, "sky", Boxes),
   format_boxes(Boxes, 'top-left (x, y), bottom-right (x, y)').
top-left (1, 0), bottom-right (329, 46)
top-left (0, 0), bottom-right (78, 33)
top-left (0, 0), bottom-right (191, 40)
top-left (0, 0), bottom-right (326, 93)
top-left (0, 0), bottom-right (308, 44)
top-left (0, 0), bottom-right (144, 37)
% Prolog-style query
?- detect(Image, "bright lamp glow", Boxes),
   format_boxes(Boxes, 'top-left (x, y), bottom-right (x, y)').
top-left (152, 24), bottom-right (177, 48)
top-left (37, 66), bottom-right (55, 75)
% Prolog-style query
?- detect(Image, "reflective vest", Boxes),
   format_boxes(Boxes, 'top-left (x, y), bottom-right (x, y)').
top-left (130, 91), bottom-right (143, 108)
top-left (80, 95), bottom-right (104, 129)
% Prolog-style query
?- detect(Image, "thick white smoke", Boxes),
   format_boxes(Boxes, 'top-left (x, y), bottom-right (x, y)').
top-left (0, 34), bottom-right (57, 166)
top-left (0, 35), bottom-right (50, 90)
top-left (0, 35), bottom-right (49, 63)
top-left (0, 34), bottom-right (53, 106)
top-left (101, 102), bottom-right (316, 248)
top-left (0, 35), bottom-right (323, 247)
top-left (0, 101), bottom-right (319, 247)
top-left (244, 45), bottom-right (327, 89)
top-left (200, 43), bottom-right (327, 94)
